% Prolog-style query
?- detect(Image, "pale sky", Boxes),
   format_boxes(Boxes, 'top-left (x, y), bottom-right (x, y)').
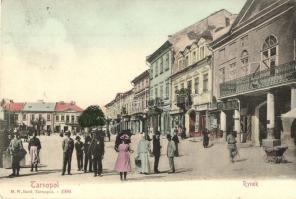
top-left (0, 0), bottom-right (245, 109)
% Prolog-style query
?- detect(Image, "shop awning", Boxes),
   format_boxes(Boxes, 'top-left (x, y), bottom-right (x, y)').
top-left (281, 108), bottom-right (296, 119)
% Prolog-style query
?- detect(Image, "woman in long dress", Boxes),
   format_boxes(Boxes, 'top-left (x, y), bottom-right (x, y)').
top-left (137, 135), bottom-right (151, 174)
top-left (114, 135), bottom-right (132, 180)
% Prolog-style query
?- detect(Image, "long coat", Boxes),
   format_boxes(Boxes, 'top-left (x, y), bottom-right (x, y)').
top-left (62, 137), bottom-right (74, 154)
top-left (152, 136), bottom-right (161, 156)
top-left (137, 139), bottom-right (151, 173)
top-left (89, 136), bottom-right (105, 158)
top-left (9, 138), bottom-right (23, 157)
top-left (167, 140), bottom-right (176, 158)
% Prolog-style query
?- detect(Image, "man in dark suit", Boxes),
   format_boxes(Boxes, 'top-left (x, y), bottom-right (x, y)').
top-left (84, 132), bottom-right (93, 172)
top-left (153, 131), bottom-right (161, 173)
top-left (90, 130), bottom-right (105, 177)
top-left (62, 131), bottom-right (74, 175)
top-left (75, 136), bottom-right (84, 171)
top-left (172, 133), bottom-right (179, 157)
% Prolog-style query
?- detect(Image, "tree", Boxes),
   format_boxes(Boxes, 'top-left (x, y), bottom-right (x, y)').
top-left (78, 105), bottom-right (106, 129)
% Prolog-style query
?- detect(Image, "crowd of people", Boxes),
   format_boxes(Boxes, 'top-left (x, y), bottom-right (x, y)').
top-left (5, 127), bottom-right (239, 179)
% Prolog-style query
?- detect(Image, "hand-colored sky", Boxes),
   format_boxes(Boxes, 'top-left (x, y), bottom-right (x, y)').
top-left (0, 0), bottom-right (245, 109)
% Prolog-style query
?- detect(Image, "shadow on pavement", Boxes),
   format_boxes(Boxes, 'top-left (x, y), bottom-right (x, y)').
top-left (127, 175), bottom-right (165, 181)
top-left (0, 169), bottom-right (61, 179)
top-left (235, 158), bottom-right (248, 163)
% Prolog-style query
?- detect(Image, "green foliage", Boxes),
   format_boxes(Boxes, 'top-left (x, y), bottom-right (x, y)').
top-left (78, 105), bottom-right (106, 128)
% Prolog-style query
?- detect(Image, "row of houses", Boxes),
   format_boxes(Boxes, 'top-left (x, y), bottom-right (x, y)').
top-left (0, 100), bottom-right (84, 133)
top-left (105, 0), bottom-right (296, 147)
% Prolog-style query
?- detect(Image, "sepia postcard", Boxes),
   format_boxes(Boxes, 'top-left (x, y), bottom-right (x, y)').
top-left (1, 0), bottom-right (296, 198)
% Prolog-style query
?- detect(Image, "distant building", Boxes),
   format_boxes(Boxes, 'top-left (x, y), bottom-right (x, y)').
top-left (54, 101), bottom-right (83, 133)
top-left (22, 101), bottom-right (56, 132)
top-left (131, 70), bottom-right (149, 134)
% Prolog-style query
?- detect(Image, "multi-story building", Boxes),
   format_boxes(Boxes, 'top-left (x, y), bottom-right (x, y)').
top-left (3, 102), bottom-right (25, 128)
top-left (211, 0), bottom-right (296, 146)
top-left (131, 70), bottom-right (149, 134)
top-left (170, 9), bottom-right (236, 137)
top-left (22, 101), bottom-right (56, 132)
top-left (105, 90), bottom-right (134, 134)
top-left (54, 101), bottom-right (83, 133)
top-left (147, 41), bottom-right (173, 135)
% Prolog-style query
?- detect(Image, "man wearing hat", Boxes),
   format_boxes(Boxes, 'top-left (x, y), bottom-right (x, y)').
top-left (84, 132), bottom-right (93, 172)
top-left (62, 131), bottom-right (74, 175)
top-left (8, 132), bottom-right (24, 177)
top-left (152, 131), bottom-right (161, 173)
top-left (75, 136), bottom-right (84, 171)
top-left (89, 130), bottom-right (105, 177)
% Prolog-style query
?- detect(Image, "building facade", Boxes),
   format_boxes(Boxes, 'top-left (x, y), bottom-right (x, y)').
top-left (170, 9), bottom-right (236, 137)
top-left (147, 41), bottom-right (173, 135)
top-left (54, 101), bottom-right (83, 133)
top-left (211, 0), bottom-right (296, 146)
top-left (22, 101), bottom-right (56, 132)
top-left (131, 70), bottom-right (149, 134)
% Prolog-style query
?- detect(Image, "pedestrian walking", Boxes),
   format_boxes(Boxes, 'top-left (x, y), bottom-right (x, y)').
top-left (167, 134), bottom-right (176, 174)
top-left (137, 135), bottom-right (151, 174)
top-left (8, 132), bottom-right (24, 177)
top-left (152, 131), bottom-right (161, 173)
top-left (226, 131), bottom-right (238, 163)
top-left (172, 132), bottom-right (179, 157)
top-left (28, 133), bottom-right (41, 172)
top-left (107, 131), bottom-right (111, 142)
top-left (114, 134), bottom-right (132, 181)
top-left (89, 130), bottom-right (105, 177)
top-left (84, 132), bottom-right (93, 172)
top-left (202, 128), bottom-right (209, 148)
top-left (75, 136), bottom-right (84, 171)
top-left (181, 126), bottom-right (186, 139)
top-left (61, 131), bottom-right (74, 175)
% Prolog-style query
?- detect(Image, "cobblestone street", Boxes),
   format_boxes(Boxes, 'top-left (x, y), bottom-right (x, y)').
top-left (1, 134), bottom-right (296, 183)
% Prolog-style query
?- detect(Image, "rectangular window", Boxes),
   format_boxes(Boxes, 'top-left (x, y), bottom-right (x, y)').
top-left (219, 68), bottom-right (225, 83)
top-left (66, 115), bottom-right (69, 123)
top-left (76, 116), bottom-right (79, 122)
top-left (185, 56), bottom-right (189, 66)
top-left (165, 54), bottom-right (169, 70)
top-left (203, 74), bottom-right (209, 92)
top-left (31, 114), bottom-right (35, 121)
top-left (192, 51), bottom-right (196, 63)
top-left (165, 81), bottom-right (169, 99)
top-left (200, 46), bottom-right (205, 59)
top-left (61, 115), bottom-right (65, 122)
top-left (56, 115), bottom-right (59, 122)
top-left (155, 62), bottom-right (158, 77)
top-left (71, 115), bottom-right (74, 123)
top-left (47, 114), bottom-right (51, 121)
top-left (229, 63), bottom-right (237, 79)
top-left (187, 80), bottom-right (192, 94)
top-left (23, 114), bottom-right (26, 121)
top-left (155, 87), bottom-right (158, 98)
top-left (15, 114), bottom-right (18, 120)
top-left (194, 77), bottom-right (199, 94)
top-left (160, 85), bottom-right (163, 99)
top-left (160, 58), bottom-right (163, 73)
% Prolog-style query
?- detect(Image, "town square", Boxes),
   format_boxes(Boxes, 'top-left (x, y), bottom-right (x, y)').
top-left (1, 0), bottom-right (296, 198)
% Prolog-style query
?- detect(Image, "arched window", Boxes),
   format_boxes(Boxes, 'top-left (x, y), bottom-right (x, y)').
top-left (261, 35), bottom-right (278, 71)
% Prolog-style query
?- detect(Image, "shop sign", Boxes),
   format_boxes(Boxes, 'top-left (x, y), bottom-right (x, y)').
top-left (217, 100), bottom-right (239, 111)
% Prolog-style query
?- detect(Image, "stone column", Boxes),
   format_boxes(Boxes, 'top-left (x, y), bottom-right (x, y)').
top-left (291, 87), bottom-right (296, 109)
top-left (267, 92), bottom-right (275, 139)
top-left (234, 109), bottom-right (241, 141)
top-left (220, 111), bottom-right (226, 132)
top-left (263, 92), bottom-right (280, 147)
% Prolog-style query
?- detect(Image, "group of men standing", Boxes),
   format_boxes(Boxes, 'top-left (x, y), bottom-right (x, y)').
top-left (61, 129), bottom-right (105, 177)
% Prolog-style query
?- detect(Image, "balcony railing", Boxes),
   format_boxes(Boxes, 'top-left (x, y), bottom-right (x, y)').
top-left (220, 61), bottom-right (296, 98)
top-left (148, 98), bottom-right (163, 108)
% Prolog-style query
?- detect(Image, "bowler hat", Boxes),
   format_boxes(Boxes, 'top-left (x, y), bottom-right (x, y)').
top-left (75, 136), bottom-right (81, 140)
